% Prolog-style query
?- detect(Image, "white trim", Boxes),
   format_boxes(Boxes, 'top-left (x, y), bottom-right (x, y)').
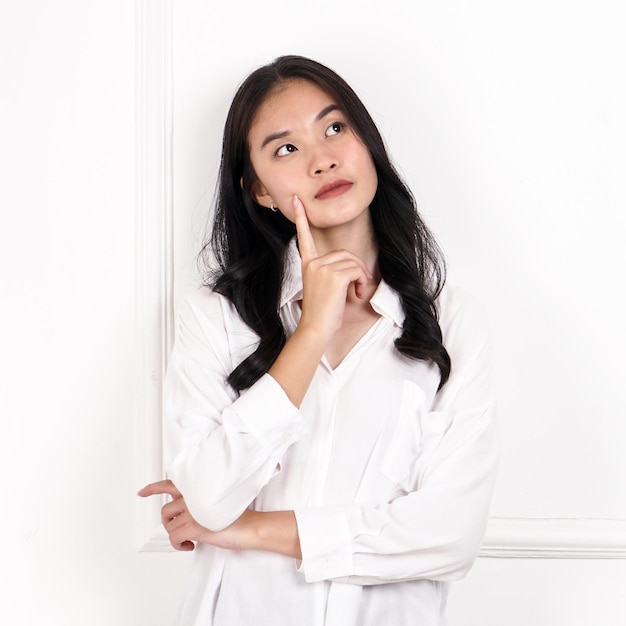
top-left (135, 0), bottom-right (174, 552)
top-left (480, 517), bottom-right (626, 559)
top-left (140, 530), bottom-right (178, 553)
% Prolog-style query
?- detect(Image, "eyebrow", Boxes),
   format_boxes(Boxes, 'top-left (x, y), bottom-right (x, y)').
top-left (259, 104), bottom-right (341, 149)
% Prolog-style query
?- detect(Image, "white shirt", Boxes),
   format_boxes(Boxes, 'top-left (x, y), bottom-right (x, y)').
top-left (164, 240), bottom-right (498, 626)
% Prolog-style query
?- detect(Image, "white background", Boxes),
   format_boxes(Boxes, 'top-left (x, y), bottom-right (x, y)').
top-left (0, 0), bottom-right (624, 624)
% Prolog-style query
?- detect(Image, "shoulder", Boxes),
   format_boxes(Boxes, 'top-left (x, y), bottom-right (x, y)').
top-left (178, 284), bottom-right (234, 324)
top-left (172, 286), bottom-right (221, 342)
top-left (436, 283), bottom-right (490, 333)
top-left (177, 284), bottom-right (258, 336)
top-left (435, 283), bottom-right (492, 363)
top-left (175, 285), bottom-right (259, 365)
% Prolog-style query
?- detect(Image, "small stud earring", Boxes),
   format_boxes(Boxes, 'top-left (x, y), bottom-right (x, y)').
top-left (270, 201), bottom-right (278, 213)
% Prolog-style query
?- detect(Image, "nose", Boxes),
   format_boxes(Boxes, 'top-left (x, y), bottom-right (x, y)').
top-left (313, 162), bottom-right (337, 175)
top-left (310, 145), bottom-right (338, 175)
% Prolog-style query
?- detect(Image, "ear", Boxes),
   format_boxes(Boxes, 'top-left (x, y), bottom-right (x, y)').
top-left (250, 180), bottom-right (273, 209)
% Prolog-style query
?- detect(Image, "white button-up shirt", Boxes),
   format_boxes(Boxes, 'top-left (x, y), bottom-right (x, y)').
top-left (164, 241), bottom-right (498, 625)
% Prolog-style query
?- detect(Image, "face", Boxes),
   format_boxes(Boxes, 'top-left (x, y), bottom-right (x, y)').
top-left (248, 79), bottom-right (378, 231)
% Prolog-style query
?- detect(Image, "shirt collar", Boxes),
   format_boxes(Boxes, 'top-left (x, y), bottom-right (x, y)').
top-left (280, 238), bottom-right (405, 327)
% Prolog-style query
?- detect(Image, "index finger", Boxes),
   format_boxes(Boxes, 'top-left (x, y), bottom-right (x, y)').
top-left (293, 195), bottom-right (318, 262)
top-left (137, 479), bottom-right (182, 499)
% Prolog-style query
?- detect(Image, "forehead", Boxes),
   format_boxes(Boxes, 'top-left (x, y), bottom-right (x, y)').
top-left (249, 79), bottom-right (337, 136)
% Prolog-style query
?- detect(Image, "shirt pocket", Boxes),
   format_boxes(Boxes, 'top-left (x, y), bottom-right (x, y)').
top-left (380, 380), bottom-right (452, 495)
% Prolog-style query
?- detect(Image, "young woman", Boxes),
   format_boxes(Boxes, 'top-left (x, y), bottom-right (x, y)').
top-left (139, 55), bottom-right (498, 626)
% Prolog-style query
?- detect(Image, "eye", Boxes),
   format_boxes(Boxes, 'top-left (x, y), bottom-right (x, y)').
top-left (274, 143), bottom-right (297, 157)
top-left (325, 121), bottom-right (344, 137)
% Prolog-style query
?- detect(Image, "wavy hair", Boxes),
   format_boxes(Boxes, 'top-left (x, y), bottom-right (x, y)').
top-left (200, 55), bottom-right (450, 392)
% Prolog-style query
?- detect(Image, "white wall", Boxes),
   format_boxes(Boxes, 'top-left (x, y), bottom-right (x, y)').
top-left (1, 1), bottom-right (624, 625)
top-left (0, 2), bottom-right (188, 624)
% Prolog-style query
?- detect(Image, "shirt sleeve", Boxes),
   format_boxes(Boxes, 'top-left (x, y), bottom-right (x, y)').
top-left (294, 288), bottom-right (499, 584)
top-left (164, 288), bottom-right (308, 531)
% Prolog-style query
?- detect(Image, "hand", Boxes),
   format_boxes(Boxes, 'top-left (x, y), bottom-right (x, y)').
top-left (138, 479), bottom-right (199, 551)
top-left (138, 479), bottom-right (258, 552)
top-left (293, 195), bottom-right (372, 341)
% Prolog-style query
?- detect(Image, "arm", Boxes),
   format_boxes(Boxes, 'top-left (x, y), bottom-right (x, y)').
top-left (293, 289), bottom-right (499, 584)
top-left (161, 288), bottom-right (308, 532)
top-left (138, 479), bottom-right (302, 558)
top-left (155, 197), bottom-right (371, 533)
top-left (268, 196), bottom-right (372, 406)
top-left (144, 288), bottom-right (497, 579)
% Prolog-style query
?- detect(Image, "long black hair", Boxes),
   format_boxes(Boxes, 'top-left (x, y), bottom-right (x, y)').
top-left (200, 55), bottom-right (451, 392)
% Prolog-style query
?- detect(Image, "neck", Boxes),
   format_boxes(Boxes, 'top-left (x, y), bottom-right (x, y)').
top-left (309, 211), bottom-right (380, 278)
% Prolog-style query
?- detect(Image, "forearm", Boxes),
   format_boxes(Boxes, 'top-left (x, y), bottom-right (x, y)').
top-left (191, 509), bottom-right (302, 559)
top-left (249, 510), bottom-right (302, 559)
top-left (294, 402), bottom-right (498, 584)
top-left (268, 326), bottom-right (326, 407)
top-left (168, 372), bottom-right (307, 531)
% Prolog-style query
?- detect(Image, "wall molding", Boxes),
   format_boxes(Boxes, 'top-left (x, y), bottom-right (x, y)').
top-left (481, 517), bottom-right (626, 559)
top-left (135, 0), bottom-right (174, 551)
top-left (134, 0), bottom-right (626, 560)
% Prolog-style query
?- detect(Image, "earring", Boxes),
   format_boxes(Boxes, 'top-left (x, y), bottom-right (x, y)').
top-left (270, 201), bottom-right (278, 213)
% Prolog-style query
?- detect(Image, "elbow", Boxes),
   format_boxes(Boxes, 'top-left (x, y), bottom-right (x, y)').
top-left (187, 498), bottom-right (241, 532)
top-left (433, 524), bottom-right (486, 581)
top-left (444, 539), bottom-right (481, 580)
top-left (166, 473), bottom-right (242, 533)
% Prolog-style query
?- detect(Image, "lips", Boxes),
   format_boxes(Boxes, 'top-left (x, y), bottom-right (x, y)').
top-left (314, 179), bottom-right (353, 200)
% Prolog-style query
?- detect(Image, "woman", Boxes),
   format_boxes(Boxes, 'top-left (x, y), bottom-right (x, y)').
top-left (139, 55), bottom-right (498, 625)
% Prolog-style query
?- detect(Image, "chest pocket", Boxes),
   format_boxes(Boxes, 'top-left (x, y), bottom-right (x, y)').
top-left (380, 380), bottom-right (452, 494)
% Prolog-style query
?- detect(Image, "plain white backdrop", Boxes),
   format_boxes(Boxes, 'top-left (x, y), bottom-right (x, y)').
top-left (0, 1), bottom-right (624, 624)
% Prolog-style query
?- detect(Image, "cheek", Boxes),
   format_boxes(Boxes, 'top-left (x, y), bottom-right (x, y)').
top-left (351, 139), bottom-right (377, 186)
top-left (361, 155), bottom-right (379, 200)
top-left (276, 197), bottom-right (298, 223)
top-left (253, 164), bottom-right (289, 197)
top-left (270, 186), bottom-right (298, 217)
top-left (255, 176), bottom-right (298, 215)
